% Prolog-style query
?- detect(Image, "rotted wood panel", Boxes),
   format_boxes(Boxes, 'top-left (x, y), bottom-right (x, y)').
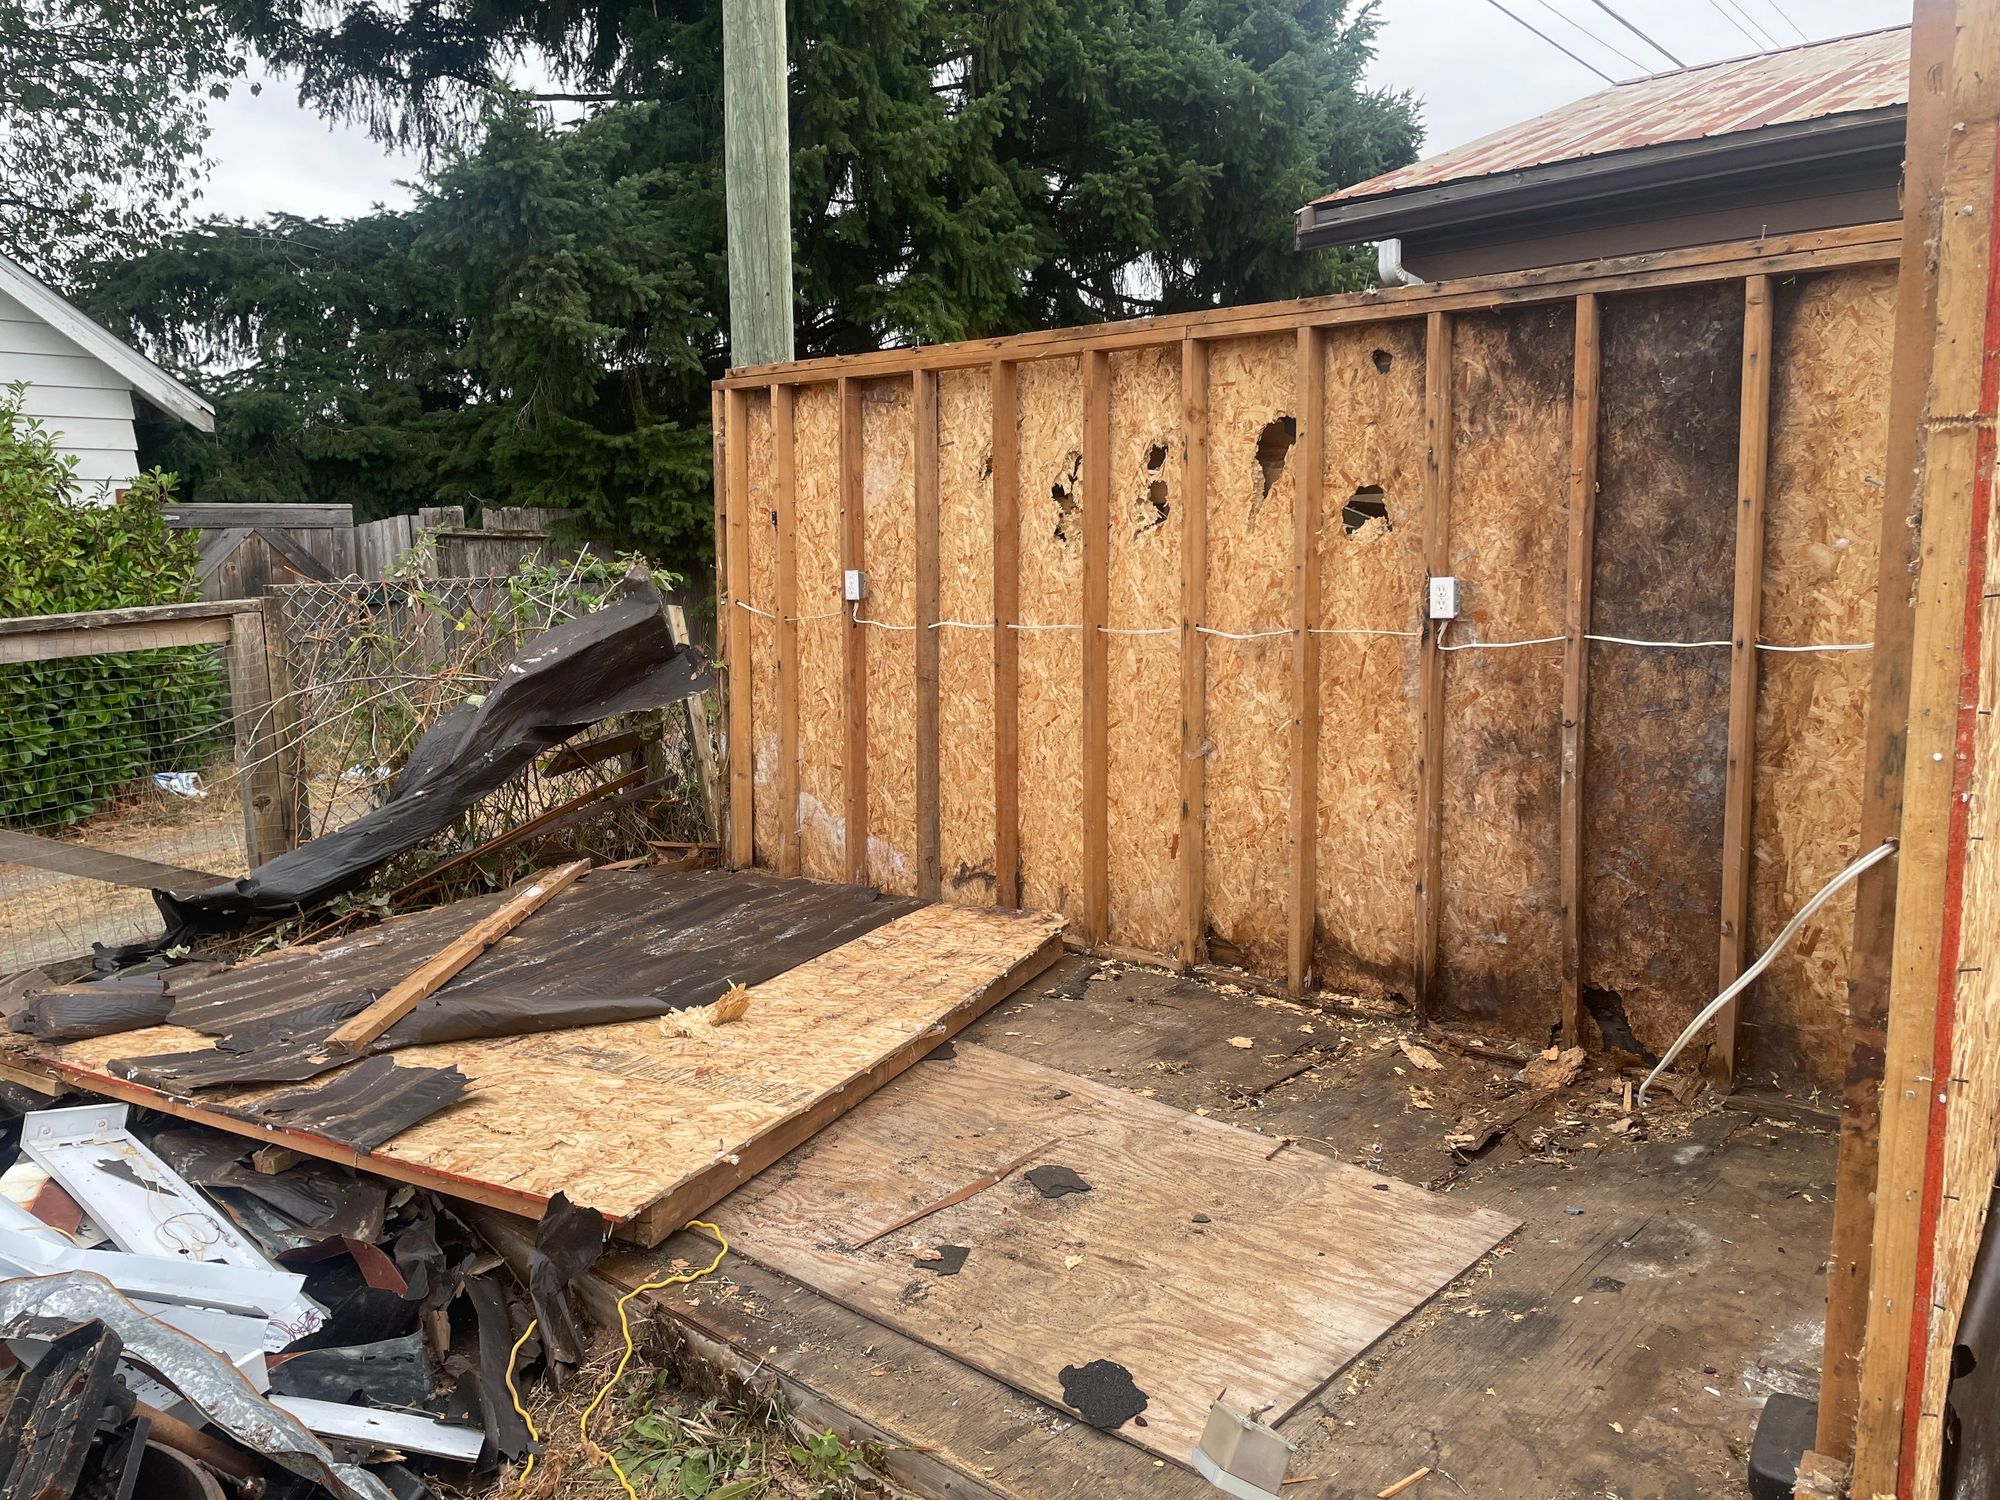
top-left (938, 369), bottom-right (998, 905)
top-left (862, 381), bottom-right (919, 895)
top-left (1105, 345), bottom-right (1184, 956)
top-left (1313, 322), bottom-right (1427, 1001)
top-left (1437, 304), bottom-right (1572, 1037)
top-left (1583, 284), bottom-right (1743, 1061)
top-left (1202, 335), bottom-right (1297, 973)
top-left (794, 384), bottom-right (848, 882)
top-left (747, 393), bottom-right (783, 867)
top-left (1744, 267), bottom-right (1895, 1093)
top-left (1014, 358), bottom-right (1086, 925)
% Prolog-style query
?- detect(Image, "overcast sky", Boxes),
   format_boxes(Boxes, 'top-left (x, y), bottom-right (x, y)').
top-left (199, 0), bottom-right (1916, 223)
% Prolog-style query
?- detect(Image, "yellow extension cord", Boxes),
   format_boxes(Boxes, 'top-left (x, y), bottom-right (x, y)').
top-left (505, 1219), bottom-right (731, 1499)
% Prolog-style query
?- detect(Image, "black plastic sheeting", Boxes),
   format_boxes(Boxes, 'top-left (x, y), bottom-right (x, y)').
top-left (224, 1055), bottom-right (469, 1152)
top-left (113, 578), bottom-right (708, 960)
top-left (1942, 1179), bottom-right (2000, 1498)
top-left (525, 1192), bottom-right (609, 1377)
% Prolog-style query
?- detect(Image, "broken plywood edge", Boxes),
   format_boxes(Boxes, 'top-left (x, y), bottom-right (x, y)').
top-left (472, 1209), bottom-right (1216, 1500)
top-left (8, 904), bottom-right (1066, 1245)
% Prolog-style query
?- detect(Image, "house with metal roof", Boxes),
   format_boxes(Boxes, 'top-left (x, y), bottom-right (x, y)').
top-left (1296, 26), bottom-right (1910, 281)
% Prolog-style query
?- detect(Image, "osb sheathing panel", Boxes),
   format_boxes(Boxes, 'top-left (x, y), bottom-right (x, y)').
top-left (1584, 284), bottom-right (1741, 1060)
top-left (1745, 266), bottom-right (1894, 1091)
top-left (1105, 345), bottom-right (1183, 955)
top-left (793, 384), bottom-right (847, 882)
top-left (1314, 323), bottom-right (1426, 999)
top-left (1204, 335), bottom-right (1296, 973)
top-left (1015, 357), bottom-right (1085, 922)
top-left (1437, 305), bottom-right (1572, 1036)
top-left (937, 368), bottom-right (997, 905)
top-left (30, 903), bottom-right (1068, 1237)
top-left (862, 381), bottom-right (918, 895)
top-left (746, 392), bottom-right (783, 866)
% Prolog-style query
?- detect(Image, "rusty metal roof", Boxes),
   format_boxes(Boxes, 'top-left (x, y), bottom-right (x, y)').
top-left (1314, 26), bottom-right (1909, 208)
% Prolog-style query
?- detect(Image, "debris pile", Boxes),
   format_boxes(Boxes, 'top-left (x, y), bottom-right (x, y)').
top-left (0, 1099), bottom-right (606, 1499)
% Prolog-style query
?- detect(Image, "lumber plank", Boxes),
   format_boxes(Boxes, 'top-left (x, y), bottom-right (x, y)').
top-left (0, 616), bottom-right (234, 665)
top-left (1288, 326), bottom-right (1323, 997)
top-left (323, 860), bottom-right (594, 1053)
top-left (1559, 293), bottom-right (1600, 1048)
top-left (161, 504), bottom-right (353, 531)
top-left (914, 370), bottom-right (942, 901)
top-left (1081, 349), bottom-right (1111, 946)
top-left (708, 1042), bottom-right (1517, 1464)
top-left (666, 604), bottom-right (721, 842)
top-left (1713, 274), bottom-right (1773, 1086)
top-left (714, 224), bottom-right (1899, 388)
top-left (839, 376), bottom-right (870, 886)
top-left (724, 386), bottom-right (756, 868)
top-left (1850, 5), bottom-right (2000, 1488)
top-left (224, 608), bottom-right (290, 870)
top-left (29, 895), bottom-right (1066, 1242)
top-left (1816, 10), bottom-right (1954, 1457)
top-left (774, 382), bottom-right (802, 878)
top-left (991, 360), bottom-right (1021, 909)
top-left (1414, 311), bottom-right (1452, 1020)
top-left (0, 830), bottom-right (226, 895)
top-left (1178, 336), bottom-right (1210, 971)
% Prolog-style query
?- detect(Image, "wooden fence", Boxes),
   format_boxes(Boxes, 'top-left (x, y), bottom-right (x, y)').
top-left (714, 222), bottom-right (1903, 1096)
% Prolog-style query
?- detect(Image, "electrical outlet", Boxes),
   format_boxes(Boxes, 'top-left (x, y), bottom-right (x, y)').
top-left (844, 569), bottom-right (868, 602)
top-left (1428, 576), bottom-right (1460, 620)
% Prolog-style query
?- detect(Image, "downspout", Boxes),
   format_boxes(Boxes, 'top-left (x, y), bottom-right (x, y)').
top-left (1376, 239), bottom-right (1426, 287)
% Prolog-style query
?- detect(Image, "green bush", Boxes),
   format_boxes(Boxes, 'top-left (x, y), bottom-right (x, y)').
top-left (0, 385), bottom-right (225, 829)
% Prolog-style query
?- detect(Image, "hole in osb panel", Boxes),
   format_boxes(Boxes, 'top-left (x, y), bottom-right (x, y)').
top-left (1136, 479), bottom-right (1170, 534)
top-left (1145, 441), bottom-right (1169, 472)
top-left (980, 448), bottom-right (993, 480)
top-left (1371, 349), bottom-right (1393, 374)
top-left (1583, 986), bottom-right (1656, 1064)
top-left (1254, 416), bottom-right (1296, 501)
top-left (1341, 486), bottom-right (1390, 536)
top-left (1051, 450), bottom-right (1083, 543)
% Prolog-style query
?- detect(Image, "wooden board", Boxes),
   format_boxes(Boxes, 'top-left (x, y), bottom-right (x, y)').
top-left (936, 368), bottom-right (997, 905)
top-left (707, 1042), bottom-right (1517, 1464)
top-left (861, 380), bottom-right (919, 894)
top-left (1437, 304), bottom-right (1572, 1036)
top-left (747, 392), bottom-right (782, 866)
top-left (1582, 284), bottom-right (1742, 1061)
top-left (1203, 334), bottom-right (1297, 972)
top-left (1745, 267), bottom-right (1895, 1092)
top-left (793, 383), bottom-right (847, 882)
top-left (15, 903), bottom-right (1065, 1244)
top-left (1313, 323), bottom-right (1427, 1003)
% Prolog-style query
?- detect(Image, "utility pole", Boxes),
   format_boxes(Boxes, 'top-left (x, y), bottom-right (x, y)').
top-left (722, 0), bottom-right (794, 368)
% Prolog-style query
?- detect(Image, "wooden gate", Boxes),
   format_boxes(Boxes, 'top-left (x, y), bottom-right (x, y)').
top-left (162, 503), bottom-right (354, 599)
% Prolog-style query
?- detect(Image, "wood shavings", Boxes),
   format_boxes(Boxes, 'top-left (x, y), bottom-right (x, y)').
top-left (1398, 1038), bottom-right (1443, 1071)
top-left (660, 981), bottom-right (753, 1039)
top-left (1226, 1036), bottom-right (1254, 1050)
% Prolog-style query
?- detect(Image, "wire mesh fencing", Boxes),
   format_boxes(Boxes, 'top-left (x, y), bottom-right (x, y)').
top-left (265, 573), bottom-right (715, 917)
top-left (0, 633), bottom-right (249, 974)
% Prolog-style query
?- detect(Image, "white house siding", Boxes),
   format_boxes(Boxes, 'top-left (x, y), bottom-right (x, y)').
top-left (0, 285), bottom-right (139, 499)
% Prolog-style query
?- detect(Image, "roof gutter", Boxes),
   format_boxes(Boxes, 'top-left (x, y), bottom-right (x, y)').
top-left (1295, 108), bottom-right (1907, 253)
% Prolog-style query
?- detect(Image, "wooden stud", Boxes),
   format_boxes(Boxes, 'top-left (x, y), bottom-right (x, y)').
top-left (1413, 311), bottom-right (1453, 1021)
top-left (992, 360), bottom-right (1021, 910)
top-left (723, 385), bottom-right (756, 869)
top-left (774, 383), bottom-right (802, 879)
top-left (1559, 293), bottom-right (1600, 1049)
top-left (914, 369), bottom-right (942, 901)
top-left (667, 604), bottom-right (721, 842)
top-left (259, 592), bottom-right (305, 856)
top-left (1816, 1), bottom-right (1955, 1460)
top-left (1178, 337), bottom-right (1210, 971)
top-left (225, 608), bottom-right (289, 871)
top-left (323, 860), bottom-right (593, 1053)
top-left (1287, 326), bottom-right (1324, 998)
top-left (1712, 275), bottom-right (1774, 1086)
top-left (710, 387), bottom-right (730, 849)
top-left (1081, 348), bottom-right (1111, 947)
top-left (839, 376), bottom-right (870, 886)
top-left (714, 224), bottom-right (1899, 388)
top-left (1850, 4), bottom-right (2000, 1487)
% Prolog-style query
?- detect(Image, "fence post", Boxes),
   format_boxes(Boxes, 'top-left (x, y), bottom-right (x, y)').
top-left (259, 592), bottom-right (307, 852)
top-left (225, 606), bottom-right (294, 869)
top-left (667, 603), bottom-right (721, 842)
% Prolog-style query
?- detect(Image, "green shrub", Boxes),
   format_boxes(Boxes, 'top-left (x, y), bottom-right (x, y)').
top-left (0, 385), bottom-right (225, 829)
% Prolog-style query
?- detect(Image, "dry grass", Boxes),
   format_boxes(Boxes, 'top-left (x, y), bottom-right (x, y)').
top-left (454, 1332), bottom-right (887, 1500)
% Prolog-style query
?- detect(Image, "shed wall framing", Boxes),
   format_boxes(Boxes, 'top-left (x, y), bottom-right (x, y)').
top-left (718, 224), bottom-right (1900, 1089)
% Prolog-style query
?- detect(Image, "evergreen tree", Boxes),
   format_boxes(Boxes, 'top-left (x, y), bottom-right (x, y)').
top-left (78, 0), bottom-right (1420, 572)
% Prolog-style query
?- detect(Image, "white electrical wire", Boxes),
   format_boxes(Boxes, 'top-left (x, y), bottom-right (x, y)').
top-left (853, 614), bottom-right (919, 632)
top-left (1309, 627), bottom-right (1423, 639)
top-left (1636, 838), bottom-right (1899, 1106)
top-left (1100, 625), bottom-right (1179, 637)
top-left (1198, 625), bottom-right (1295, 640)
top-left (933, 619), bottom-right (994, 630)
top-left (1440, 632), bottom-right (1566, 652)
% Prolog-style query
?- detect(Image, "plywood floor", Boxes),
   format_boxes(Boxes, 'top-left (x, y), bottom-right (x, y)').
top-left (600, 954), bottom-right (1840, 1499)
top-left (709, 1043), bottom-right (1515, 1462)
top-left (11, 901), bottom-right (1065, 1243)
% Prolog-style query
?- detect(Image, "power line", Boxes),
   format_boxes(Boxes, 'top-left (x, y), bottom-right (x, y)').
top-left (1581, 0), bottom-right (1687, 68)
top-left (1756, 0), bottom-right (1811, 45)
top-left (1704, 0), bottom-right (1779, 52)
top-left (1527, 0), bottom-right (1648, 74)
top-left (1478, 0), bottom-right (1618, 83)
